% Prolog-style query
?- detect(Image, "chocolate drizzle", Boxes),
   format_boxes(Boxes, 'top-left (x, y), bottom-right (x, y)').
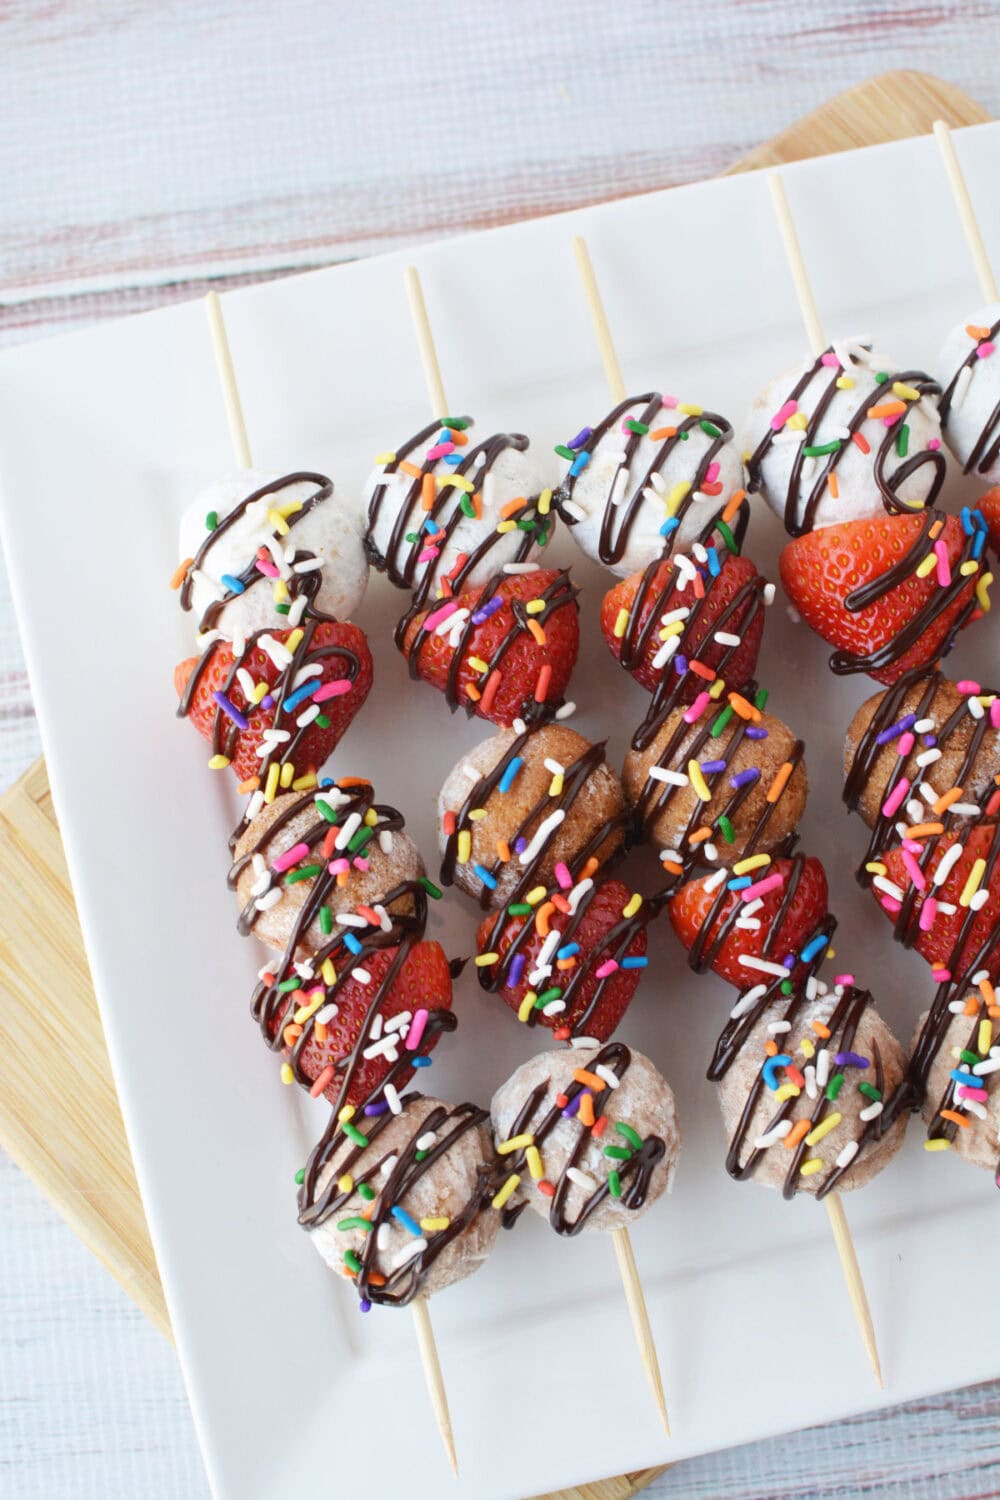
top-left (554, 393), bottom-right (737, 566)
top-left (298, 1095), bottom-right (493, 1307)
top-left (746, 347), bottom-right (944, 537)
top-left (498, 1043), bottom-right (667, 1233)
top-left (939, 313), bottom-right (1000, 476)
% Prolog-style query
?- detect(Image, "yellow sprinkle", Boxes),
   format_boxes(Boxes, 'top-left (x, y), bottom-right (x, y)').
top-left (960, 560), bottom-right (980, 576)
top-left (708, 677), bottom-right (726, 699)
top-left (272, 577), bottom-right (289, 603)
top-left (495, 519), bottom-right (516, 534)
top-left (468, 655), bottom-right (489, 673)
top-left (294, 995), bottom-right (323, 1024)
top-left (525, 599), bottom-right (546, 615)
top-left (321, 958), bottom-right (337, 987)
top-left (976, 571), bottom-right (993, 611)
top-left (924, 1138), bottom-right (952, 1152)
top-left (614, 607), bottom-right (629, 639)
top-left (677, 402), bottom-right (703, 416)
top-left (538, 488), bottom-right (552, 515)
top-left (264, 763), bottom-right (280, 803)
top-left (468, 808), bottom-right (487, 821)
top-left (892, 381), bottom-right (921, 401)
top-left (800, 1037), bottom-right (816, 1059)
top-left (277, 499), bottom-right (303, 519)
top-left (959, 857), bottom-right (986, 907)
top-left (526, 886), bottom-right (547, 905)
top-left (474, 952), bottom-right (499, 967)
top-left (364, 807), bottom-right (378, 826)
top-left (280, 1063), bottom-right (295, 1085)
top-left (338, 1105), bottom-right (356, 1124)
top-left (441, 474), bottom-right (474, 492)
top-left (799, 1158), bottom-right (824, 1176)
top-left (525, 1145), bottom-right (544, 1180)
top-left (279, 761), bottom-right (295, 788)
top-left (549, 773), bottom-right (564, 797)
top-left (267, 507), bottom-right (290, 535)
top-left (374, 451), bottom-right (396, 465)
top-left (456, 829), bottom-right (472, 865)
top-left (622, 892), bottom-right (642, 919)
top-left (337, 1174), bottom-right (354, 1194)
top-left (658, 619), bottom-right (685, 642)
top-left (286, 628), bottom-right (304, 654)
top-left (420, 1217), bottom-right (450, 1232)
top-left (497, 1132), bottom-right (535, 1155)
top-left (252, 680), bottom-right (270, 704)
top-left (665, 480), bottom-right (692, 516)
top-left (774, 1083), bottom-right (801, 1103)
top-left (915, 552), bottom-right (937, 578)
top-left (208, 753), bottom-right (231, 770)
top-left (491, 1173), bottom-right (521, 1210)
top-left (865, 861), bottom-right (887, 875)
top-left (688, 759), bottom-right (712, 802)
top-left (979, 1020), bottom-right (993, 1055)
top-left (805, 1111), bottom-right (842, 1146)
top-left (787, 410), bottom-right (809, 429)
top-left (292, 773), bottom-right (318, 791)
top-left (517, 993), bottom-right (537, 1023)
top-left (835, 375), bottom-right (855, 390)
top-left (733, 853), bottom-right (771, 876)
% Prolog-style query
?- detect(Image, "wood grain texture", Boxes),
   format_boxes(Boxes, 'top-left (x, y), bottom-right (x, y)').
top-left (1, 26), bottom-right (999, 1498)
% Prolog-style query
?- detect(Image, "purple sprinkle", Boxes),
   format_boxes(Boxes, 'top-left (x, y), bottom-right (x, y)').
top-left (364, 1100), bottom-right (390, 1116)
top-left (212, 690), bottom-right (249, 730)
top-left (701, 759), bottom-right (727, 774)
top-left (746, 726), bottom-right (769, 740)
top-left (568, 426), bottom-right (593, 450)
top-left (673, 655), bottom-right (689, 675)
top-left (261, 694), bottom-right (275, 711)
top-left (359, 1300), bottom-right (372, 1314)
top-left (472, 596), bottom-right (504, 626)
top-left (730, 767), bottom-right (760, 789)
top-left (507, 952), bottom-right (526, 988)
top-left (561, 1090), bottom-right (584, 1119)
top-left (923, 734), bottom-right (937, 748)
top-left (834, 1051), bottom-right (869, 1069)
top-left (782, 954), bottom-right (795, 970)
top-left (875, 713), bottom-right (916, 746)
top-left (514, 836), bottom-right (528, 856)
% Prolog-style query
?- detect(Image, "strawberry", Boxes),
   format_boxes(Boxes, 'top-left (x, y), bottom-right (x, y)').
top-left (400, 568), bottom-right (579, 726)
top-left (475, 877), bottom-right (647, 1040)
top-left (267, 940), bottom-right (454, 1109)
top-left (175, 619), bottom-right (373, 782)
top-left (600, 553), bottom-right (764, 698)
top-left (980, 487), bottom-right (1000, 556)
top-left (875, 823), bottom-right (1000, 980)
top-left (668, 855), bottom-right (829, 988)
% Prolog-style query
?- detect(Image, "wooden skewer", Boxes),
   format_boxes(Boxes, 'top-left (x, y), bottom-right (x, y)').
top-left (405, 266), bottom-right (450, 421)
top-left (570, 233), bottom-right (679, 1435)
top-left (932, 120), bottom-right (999, 304)
top-left (765, 170), bottom-right (885, 1390)
top-left (204, 287), bottom-right (459, 1475)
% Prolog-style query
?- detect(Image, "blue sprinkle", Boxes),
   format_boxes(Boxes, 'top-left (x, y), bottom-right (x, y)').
top-left (343, 932), bottom-right (363, 955)
top-left (556, 942), bottom-right (580, 960)
top-left (319, 776), bottom-right (335, 788)
top-left (391, 1205), bottom-right (423, 1237)
top-left (473, 863), bottom-right (498, 890)
top-left (706, 548), bottom-right (721, 577)
top-left (283, 680), bottom-right (321, 713)
top-left (659, 517), bottom-right (680, 537)
top-left (498, 756), bottom-right (523, 794)
top-left (799, 934), bottom-right (828, 964)
top-left (621, 956), bottom-right (649, 969)
top-left (412, 1055), bottom-right (432, 1068)
top-left (762, 1054), bottom-right (792, 1091)
top-left (730, 767), bottom-right (760, 789)
top-left (950, 1068), bottom-right (980, 1089)
top-left (569, 451), bottom-right (591, 477)
top-left (423, 518), bottom-right (441, 536)
top-left (973, 529), bottom-right (985, 559)
top-left (961, 506), bottom-right (974, 536)
top-left (220, 572), bottom-right (246, 594)
top-left (727, 875), bottom-right (752, 891)
top-left (443, 453), bottom-right (464, 466)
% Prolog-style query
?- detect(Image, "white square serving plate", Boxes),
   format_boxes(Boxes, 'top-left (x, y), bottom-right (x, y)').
top-left (1, 124), bottom-right (1000, 1500)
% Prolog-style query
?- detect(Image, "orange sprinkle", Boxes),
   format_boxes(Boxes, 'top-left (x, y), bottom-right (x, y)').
top-left (766, 762), bottom-right (794, 804)
top-left (827, 471), bottom-right (839, 499)
top-left (551, 893), bottom-right (572, 914)
top-left (314, 1022), bottom-right (328, 1044)
top-left (578, 1092), bottom-right (596, 1128)
top-left (963, 994), bottom-right (980, 1017)
top-left (237, 776), bottom-right (260, 794)
top-left (783, 1119), bottom-right (811, 1150)
top-left (692, 571), bottom-right (706, 599)
top-left (929, 517), bottom-right (945, 539)
top-left (534, 664), bottom-right (552, 702)
top-left (581, 857), bottom-right (600, 879)
top-left (940, 1109), bottom-right (970, 1129)
top-left (852, 431), bottom-right (871, 455)
top-left (336, 870), bottom-right (349, 888)
top-left (903, 821), bottom-right (945, 840)
top-left (283, 1024), bottom-right (303, 1045)
top-left (729, 692), bottom-right (761, 722)
top-left (933, 787), bottom-right (965, 815)
top-left (310, 1066), bottom-right (335, 1098)
top-left (356, 905), bottom-right (380, 926)
top-left (499, 496), bottom-right (526, 519)
top-left (535, 901), bottom-right (555, 937)
top-left (399, 460), bottom-right (423, 479)
top-left (591, 1115), bottom-right (609, 1139)
top-left (572, 1068), bottom-right (607, 1092)
top-left (688, 826), bottom-right (713, 845)
top-left (867, 400), bottom-right (906, 420)
top-left (169, 557), bottom-right (193, 590)
top-left (812, 1020), bottom-right (832, 1039)
top-left (721, 488), bottom-right (747, 525)
top-left (322, 827), bottom-right (338, 858)
top-left (556, 957), bottom-right (577, 971)
top-left (442, 811), bottom-right (457, 837)
top-left (649, 425), bottom-right (677, 441)
top-left (496, 840), bottom-right (511, 862)
top-left (689, 658), bottom-right (715, 680)
top-left (979, 977), bottom-right (997, 1007)
top-left (966, 323), bottom-right (992, 339)
top-left (764, 1039), bottom-right (778, 1056)
top-left (367, 1271), bottom-right (387, 1287)
top-left (466, 681), bottom-right (482, 702)
top-left (527, 618), bottom-right (547, 647)
top-left (338, 777), bottom-right (372, 788)
top-left (421, 472), bottom-right (436, 511)
top-left (480, 670), bottom-right (502, 715)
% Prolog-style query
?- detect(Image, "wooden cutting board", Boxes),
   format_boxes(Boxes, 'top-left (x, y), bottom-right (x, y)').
top-left (0, 71), bottom-right (990, 1500)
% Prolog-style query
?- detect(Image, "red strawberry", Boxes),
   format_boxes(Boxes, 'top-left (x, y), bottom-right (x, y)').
top-left (400, 568), bottom-right (579, 726)
top-left (668, 855), bottom-right (829, 988)
top-left (475, 877), bottom-right (647, 1040)
top-left (980, 487), bottom-right (1000, 555)
top-left (175, 620), bottom-right (373, 782)
top-left (780, 514), bottom-right (981, 686)
top-left (268, 940), bottom-right (454, 1109)
top-left (600, 553), bottom-right (764, 698)
top-left (875, 823), bottom-right (1000, 979)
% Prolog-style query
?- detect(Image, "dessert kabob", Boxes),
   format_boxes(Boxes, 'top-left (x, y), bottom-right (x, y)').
top-left (172, 294), bottom-right (498, 1474)
top-left (365, 263), bottom-right (682, 1434)
top-left (562, 237), bottom-right (905, 1386)
top-left (759, 164), bottom-right (1000, 1180)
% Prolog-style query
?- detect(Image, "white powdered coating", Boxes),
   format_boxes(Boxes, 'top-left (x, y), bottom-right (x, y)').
top-left (936, 302), bottom-right (1000, 483)
top-left (717, 996), bottom-right (908, 1196)
top-left (179, 470), bottom-right (368, 637)
top-left (745, 345), bottom-right (943, 532)
top-left (308, 1097), bottom-right (499, 1300)
top-left (232, 793), bottom-right (424, 956)
top-left (363, 437), bottom-right (554, 594)
top-left (914, 1008), bottom-right (1000, 1175)
top-left (558, 397), bottom-right (744, 576)
top-left (491, 1044), bottom-right (680, 1233)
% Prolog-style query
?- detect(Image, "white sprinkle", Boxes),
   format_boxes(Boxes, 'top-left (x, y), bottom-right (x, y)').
top-left (363, 1035), bottom-right (400, 1062)
top-left (915, 748), bottom-right (942, 767)
top-left (335, 811), bottom-right (362, 849)
top-left (562, 500), bottom-right (586, 522)
top-left (566, 1167), bottom-right (598, 1192)
top-left (236, 667), bottom-right (256, 698)
top-left (378, 829), bottom-right (394, 854)
top-left (376, 1223), bottom-right (392, 1251)
top-left (767, 1020), bottom-right (792, 1035)
top-left (692, 542), bottom-right (708, 564)
top-left (755, 1121), bottom-right (793, 1148)
top-left (973, 1057), bottom-right (1000, 1076)
top-left (730, 984), bottom-right (767, 1020)
top-left (245, 789), bottom-right (265, 822)
top-left (652, 635), bottom-right (681, 669)
top-left (741, 898), bottom-right (764, 918)
top-left (315, 1003), bottom-right (338, 1025)
top-left (352, 967), bottom-right (372, 986)
top-left (259, 633), bottom-right (294, 669)
top-left (542, 999), bottom-right (566, 1016)
top-left (292, 556), bottom-right (324, 574)
top-left (512, 717), bottom-right (528, 736)
top-left (859, 1101), bottom-right (884, 1122)
top-left (704, 842), bottom-right (718, 862)
top-left (714, 631), bottom-right (742, 647)
top-left (379, 1155), bottom-right (398, 1181)
top-left (336, 913), bottom-right (368, 928)
top-left (835, 1141), bottom-right (859, 1170)
top-left (773, 428), bottom-right (806, 447)
top-left (595, 1064), bottom-right (621, 1089)
top-left (763, 583), bottom-right (776, 606)
top-left (390, 1238), bottom-right (428, 1272)
top-left (502, 562), bottom-right (540, 574)
top-left (385, 1012), bottom-right (412, 1034)
top-left (932, 842), bottom-right (964, 886)
top-left (573, 1036), bottom-right (601, 1052)
top-left (518, 809), bottom-right (565, 865)
top-left (609, 468), bottom-right (630, 508)
top-left (873, 874), bottom-right (905, 902)
top-left (567, 877), bottom-right (594, 914)
top-left (368, 1012), bottom-right (383, 1041)
top-left (434, 607), bottom-right (468, 637)
top-left (704, 868), bottom-right (728, 895)
top-left (735, 916), bottom-right (761, 931)
top-left (948, 999), bottom-right (968, 1014)
top-left (968, 696), bottom-right (985, 721)
top-left (660, 606), bottom-right (691, 627)
top-left (913, 717), bottom-right (936, 734)
top-left (543, 757), bottom-right (566, 776)
top-left (971, 888), bottom-right (991, 911)
top-left (255, 887), bottom-right (282, 912)
top-left (384, 1083), bottom-right (402, 1115)
top-left (962, 1098), bottom-right (988, 1120)
top-left (296, 704), bottom-right (320, 728)
top-left (738, 955), bottom-right (790, 978)
top-left (555, 701), bottom-right (576, 720)
top-left (951, 803), bottom-right (982, 817)
top-left (416, 1131), bottom-right (438, 1152)
top-left (816, 1049), bottom-right (831, 1088)
top-left (804, 1065), bottom-right (818, 1100)
top-left (287, 595), bottom-right (307, 627)
top-left (648, 766), bottom-right (688, 786)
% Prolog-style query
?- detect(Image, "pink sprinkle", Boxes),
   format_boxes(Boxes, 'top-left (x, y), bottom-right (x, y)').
top-left (927, 438), bottom-right (942, 451)
top-left (422, 600), bottom-right (458, 633)
top-left (328, 857), bottom-right (350, 875)
top-left (352, 857), bottom-right (370, 871)
top-left (256, 558), bottom-right (280, 578)
top-left (554, 861), bottom-right (573, 891)
top-left (740, 872), bottom-right (784, 903)
top-left (934, 539), bottom-right (952, 588)
top-left (959, 1085), bottom-right (989, 1101)
top-left (273, 841), bottom-right (310, 874)
top-left (661, 395), bottom-right (678, 409)
top-left (314, 679), bottom-right (352, 702)
top-left (683, 691), bottom-right (712, 724)
top-left (595, 960), bottom-right (619, 979)
top-left (705, 461), bottom-right (720, 484)
top-left (931, 966), bottom-right (952, 983)
top-left (417, 547), bottom-right (440, 564)
top-left (770, 399), bottom-right (798, 430)
top-left (976, 341), bottom-right (995, 358)
top-left (405, 1007), bottom-right (429, 1052)
top-left (897, 731), bottom-right (915, 757)
top-left (902, 837), bottom-right (924, 855)
top-left (881, 777), bottom-right (911, 819)
top-left (919, 896), bottom-right (938, 932)
top-left (902, 850), bottom-right (926, 890)
top-left (957, 679), bottom-right (981, 695)
top-left (834, 974), bottom-right (855, 986)
top-left (882, 411), bottom-right (903, 428)
top-left (991, 701), bottom-right (1000, 729)
top-left (820, 352), bottom-right (842, 367)
top-left (880, 896), bottom-right (902, 914)
top-left (425, 442), bottom-right (455, 460)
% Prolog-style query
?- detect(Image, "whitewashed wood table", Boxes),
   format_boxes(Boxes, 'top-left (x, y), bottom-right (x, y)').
top-left (3, 4), bottom-right (1000, 1496)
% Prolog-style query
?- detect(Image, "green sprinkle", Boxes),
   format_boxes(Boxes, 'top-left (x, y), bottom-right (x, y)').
top-left (826, 1072), bottom-right (845, 1102)
top-left (286, 863), bottom-right (322, 884)
top-left (780, 980), bottom-right (793, 996)
top-left (405, 531), bottom-right (419, 544)
top-left (343, 1249), bottom-right (362, 1275)
top-left (415, 1149), bottom-right (429, 1162)
top-left (802, 440), bottom-right (842, 457)
top-left (700, 420), bottom-right (722, 439)
top-left (555, 444), bottom-right (575, 460)
top-left (320, 905), bottom-right (333, 936)
top-left (315, 713), bottom-right (331, 728)
top-left (858, 1082), bottom-right (882, 1101)
top-left (348, 826), bottom-right (375, 854)
top-left (442, 416), bottom-right (469, 430)
top-left (604, 1145), bottom-right (633, 1160)
top-left (535, 986), bottom-right (562, 1007)
top-left (608, 1170), bottom-right (622, 1199)
top-left (358, 1182), bottom-right (376, 1202)
top-left (679, 429), bottom-right (689, 440)
top-left (753, 686), bottom-right (769, 710)
top-left (278, 977), bottom-right (302, 993)
top-left (718, 814), bottom-right (736, 844)
top-left (205, 510), bottom-right (219, 530)
top-left (294, 1168), bottom-right (305, 1185)
top-left (896, 423), bottom-right (909, 459)
top-left (275, 603), bottom-right (291, 615)
top-left (715, 519), bottom-right (738, 555)
top-left (960, 1049), bottom-right (981, 1067)
top-left (508, 903), bottom-right (532, 916)
top-left (516, 518), bottom-right (535, 531)
top-left (710, 704), bottom-right (734, 737)
top-left (875, 371), bottom-right (890, 384)
top-left (615, 1121), bottom-right (643, 1150)
top-left (343, 1123), bottom-right (369, 1148)
top-left (419, 876), bottom-right (443, 900)
top-left (625, 419), bottom-right (649, 435)
top-left (337, 1216), bottom-right (372, 1233)
top-left (459, 495), bottom-right (476, 518)
top-left (315, 798), bottom-right (339, 823)
top-left (538, 528), bottom-right (550, 546)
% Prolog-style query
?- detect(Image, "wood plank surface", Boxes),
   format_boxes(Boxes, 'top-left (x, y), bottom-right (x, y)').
top-left (0, 67), bottom-right (992, 1500)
